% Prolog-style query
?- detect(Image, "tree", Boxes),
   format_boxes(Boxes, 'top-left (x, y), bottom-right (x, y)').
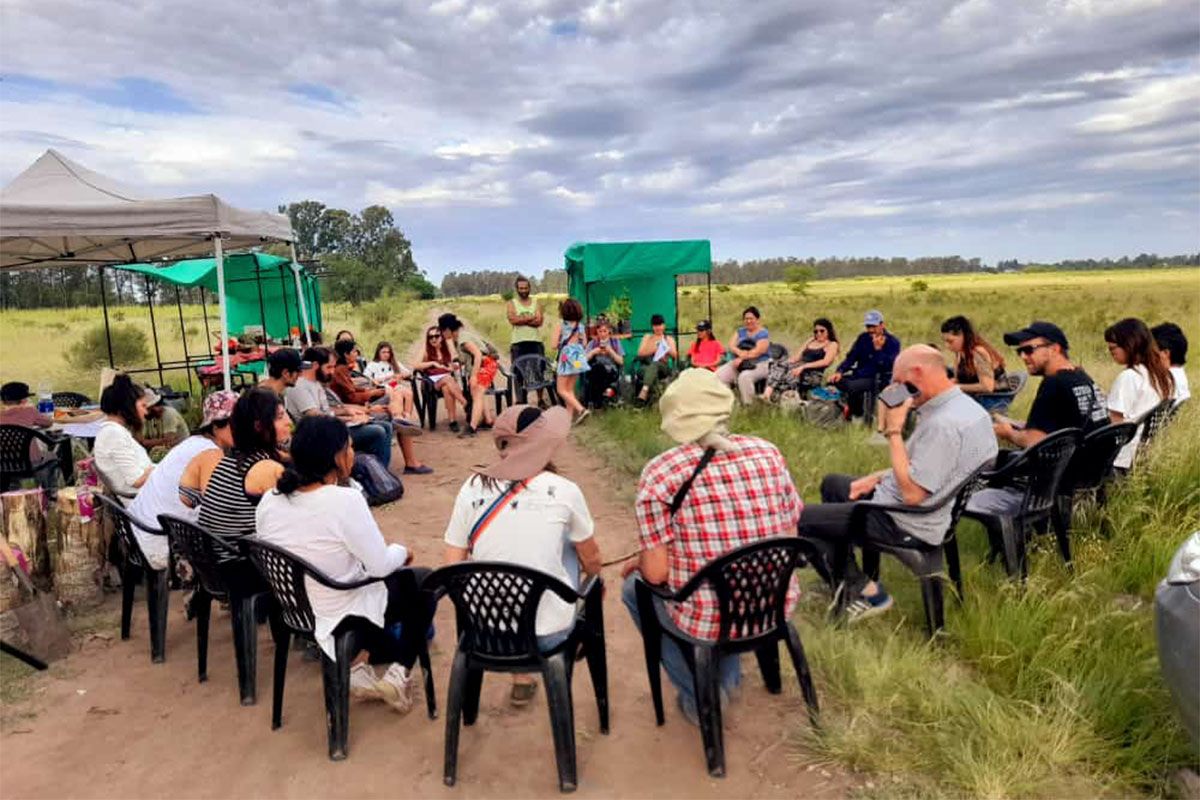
top-left (785, 264), bottom-right (817, 294)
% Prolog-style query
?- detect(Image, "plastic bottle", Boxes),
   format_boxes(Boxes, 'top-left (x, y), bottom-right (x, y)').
top-left (36, 382), bottom-right (54, 415)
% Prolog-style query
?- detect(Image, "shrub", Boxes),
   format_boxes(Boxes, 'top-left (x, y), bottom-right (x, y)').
top-left (358, 296), bottom-right (394, 331)
top-left (67, 323), bottom-right (149, 369)
top-left (910, 279), bottom-right (930, 292)
top-left (500, 290), bottom-right (515, 302)
top-left (716, 284), bottom-right (732, 293)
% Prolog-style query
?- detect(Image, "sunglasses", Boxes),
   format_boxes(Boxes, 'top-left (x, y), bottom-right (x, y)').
top-left (1015, 342), bottom-right (1051, 356)
top-left (428, 334), bottom-right (442, 340)
top-left (813, 328), bottom-right (827, 334)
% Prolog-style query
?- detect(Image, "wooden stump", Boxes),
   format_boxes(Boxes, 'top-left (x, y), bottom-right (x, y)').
top-left (50, 488), bottom-right (104, 611)
top-left (0, 558), bottom-right (28, 613)
top-left (1, 488), bottom-right (49, 586)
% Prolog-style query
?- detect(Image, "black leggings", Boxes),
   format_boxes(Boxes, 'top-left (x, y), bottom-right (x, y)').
top-left (360, 567), bottom-right (435, 668)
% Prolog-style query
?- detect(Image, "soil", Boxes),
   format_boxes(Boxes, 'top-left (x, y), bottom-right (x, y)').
top-left (0, 315), bottom-right (849, 799)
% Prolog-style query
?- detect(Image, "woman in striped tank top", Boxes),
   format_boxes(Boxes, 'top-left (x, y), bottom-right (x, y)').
top-left (180, 388), bottom-right (291, 538)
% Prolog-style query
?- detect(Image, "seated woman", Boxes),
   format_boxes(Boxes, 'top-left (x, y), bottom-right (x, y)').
top-left (365, 341), bottom-right (418, 423)
top-left (686, 320), bottom-right (726, 371)
top-left (635, 314), bottom-right (678, 404)
top-left (412, 326), bottom-right (467, 432)
top-left (443, 405), bottom-right (601, 707)
top-left (180, 388), bottom-right (289, 537)
top-left (761, 317), bottom-right (840, 403)
top-left (584, 321), bottom-right (625, 409)
top-left (93, 374), bottom-right (153, 501)
top-left (331, 339), bottom-right (415, 428)
top-left (255, 415), bottom-right (428, 713)
top-left (941, 316), bottom-right (1008, 409)
top-left (1105, 317), bottom-right (1174, 471)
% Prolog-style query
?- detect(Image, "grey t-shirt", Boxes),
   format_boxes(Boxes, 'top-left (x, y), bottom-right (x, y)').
top-left (285, 377), bottom-right (330, 419)
top-left (873, 386), bottom-right (998, 544)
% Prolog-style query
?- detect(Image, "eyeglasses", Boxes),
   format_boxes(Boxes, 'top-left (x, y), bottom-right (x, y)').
top-left (1015, 343), bottom-right (1050, 357)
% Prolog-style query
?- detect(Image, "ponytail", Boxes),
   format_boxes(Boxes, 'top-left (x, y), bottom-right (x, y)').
top-left (276, 466), bottom-right (304, 495)
top-left (276, 415), bottom-right (351, 496)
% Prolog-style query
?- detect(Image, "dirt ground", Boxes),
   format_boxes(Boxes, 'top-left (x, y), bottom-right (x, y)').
top-left (0, 318), bottom-right (849, 800)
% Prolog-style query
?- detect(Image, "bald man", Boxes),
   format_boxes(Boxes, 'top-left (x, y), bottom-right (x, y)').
top-left (799, 345), bottom-right (998, 621)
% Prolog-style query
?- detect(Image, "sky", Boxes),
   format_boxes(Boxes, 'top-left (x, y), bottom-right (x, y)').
top-left (0, 0), bottom-right (1197, 280)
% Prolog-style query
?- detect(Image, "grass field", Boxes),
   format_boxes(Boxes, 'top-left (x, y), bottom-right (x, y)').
top-left (2, 267), bottom-right (1197, 796)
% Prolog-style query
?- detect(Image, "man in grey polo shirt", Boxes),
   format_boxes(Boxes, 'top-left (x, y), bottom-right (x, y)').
top-left (799, 345), bottom-right (997, 621)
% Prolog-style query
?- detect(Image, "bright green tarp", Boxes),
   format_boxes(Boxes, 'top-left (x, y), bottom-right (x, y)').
top-left (115, 253), bottom-right (322, 340)
top-left (565, 240), bottom-right (711, 371)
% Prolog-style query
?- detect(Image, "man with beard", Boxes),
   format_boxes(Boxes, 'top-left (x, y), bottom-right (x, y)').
top-left (507, 276), bottom-right (547, 406)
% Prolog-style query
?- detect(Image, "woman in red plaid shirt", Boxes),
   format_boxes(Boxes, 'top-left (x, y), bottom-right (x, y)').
top-left (621, 368), bottom-right (802, 724)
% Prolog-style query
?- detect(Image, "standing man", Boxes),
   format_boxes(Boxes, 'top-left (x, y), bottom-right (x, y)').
top-left (830, 310), bottom-right (901, 420)
top-left (508, 276), bottom-right (546, 406)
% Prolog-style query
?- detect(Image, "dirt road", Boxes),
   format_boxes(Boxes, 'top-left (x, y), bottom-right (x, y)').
top-left (0, 320), bottom-right (848, 799)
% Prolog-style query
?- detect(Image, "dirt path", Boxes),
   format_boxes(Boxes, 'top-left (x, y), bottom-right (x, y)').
top-left (0, 317), bottom-right (849, 800)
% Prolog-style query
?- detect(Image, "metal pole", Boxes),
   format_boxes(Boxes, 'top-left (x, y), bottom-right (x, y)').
top-left (276, 263), bottom-right (293, 342)
top-left (674, 275), bottom-right (680, 341)
top-left (253, 255), bottom-right (269, 351)
top-left (144, 274), bottom-right (165, 387)
top-left (214, 236), bottom-right (231, 391)
top-left (99, 266), bottom-right (114, 367)
top-left (175, 286), bottom-right (193, 396)
top-left (706, 272), bottom-right (713, 324)
top-left (289, 243), bottom-right (312, 346)
top-left (199, 286), bottom-right (212, 348)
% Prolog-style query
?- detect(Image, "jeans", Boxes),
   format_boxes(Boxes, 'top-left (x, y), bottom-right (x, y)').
top-left (714, 360), bottom-right (770, 404)
top-left (832, 375), bottom-right (878, 418)
top-left (350, 422), bottom-right (392, 468)
top-left (621, 573), bottom-right (741, 711)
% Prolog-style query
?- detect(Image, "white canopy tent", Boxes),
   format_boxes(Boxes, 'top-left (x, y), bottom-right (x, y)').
top-left (0, 149), bottom-right (304, 390)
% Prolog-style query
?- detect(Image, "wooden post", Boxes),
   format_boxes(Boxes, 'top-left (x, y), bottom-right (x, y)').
top-left (2, 489), bottom-right (49, 586)
top-left (50, 488), bottom-right (104, 610)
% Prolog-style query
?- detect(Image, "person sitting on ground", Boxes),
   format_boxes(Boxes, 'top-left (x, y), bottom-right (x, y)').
top-left (635, 314), bottom-right (678, 404)
top-left (714, 306), bottom-right (771, 405)
top-left (255, 415), bottom-right (430, 713)
top-left (800, 345), bottom-right (998, 620)
top-left (365, 341), bottom-right (418, 423)
top-left (584, 321), bottom-right (626, 409)
top-left (260, 348), bottom-right (307, 398)
top-left (439, 313), bottom-right (500, 438)
top-left (139, 388), bottom-right (190, 452)
top-left (968, 321), bottom-right (1108, 518)
top-left (179, 387), bottom-right (289, 538)
top-left (444, 404), bottom-right (601, 707)
top-left (621, 368), bottom-right (802, 724)
top-left (829, 310), bottom-right (901, 419)
top-left (413, 326), bottom-right (467, 432)
top-left (0, 382), bottom-right (55, 471)
top-left (761, 317), bottom-right (840, 403)
top-left (685, 320), bottom-right (725, 371)
top-left (941, 316), bottom-right (1008, 407)
top-left (128, 390), bottom-right (237, 568)
top-left (1104, 317), bottom-right (1174, 471)
top-left (552, 299), bottom-right (590, 423)
top-left (94, 374), bottom-right (153, 500)
top-left (507, 276), bottom-right (548, 406)
top-left (1151, 322), bottom-right (1190, 405)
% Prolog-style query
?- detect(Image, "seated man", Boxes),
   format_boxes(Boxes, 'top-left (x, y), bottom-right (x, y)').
top-left (584, 321), bottom-right (625, 408)
top-left (259, 348), bottom-right (307, 398)
top-left (829, 310), bottom-right (901, 419)
top-left (0, 382), bottom-right (56, 484)
top-left (139, 388), bottom-right (189, 451)
top-left (621, 369), bottom-right (802, 724)
top-left (635, 314), bottom-right (678, 404)
top-left (799, 346), bottom-right (998, 620)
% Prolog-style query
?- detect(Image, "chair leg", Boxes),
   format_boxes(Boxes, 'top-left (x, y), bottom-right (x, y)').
top-left (269, 617), bottom-right (289, 730)
top-left (1052, 495), bottom-right (1074, 568)
top-left (945, 538), bottom-right (964, 604)
top-left (146, 568), bottom-right (169, 664)
top-left (322, 632), bottom-right (356, 761)
top-left (462, 666), bottom-right (484, 726)
top-left (635, 584), bottom-right (666, 725)
top-left (996, 516), bottom-right (1022, 579)
top-left (583, 601), bottom-right (610, 734)
top-left (443, 649), bottom-right (469, 787)
top-left (419, 644), bottom-right (438, 720)
top-left (861, 548), bottom-right (881, 582)
top-left (784, 622), bottom-right (820, 723)
top-left (541, 654), bottom-right (578, 792)
top-left (692, 646), bottom-right (726, 778)
top-left (754, 642), bottom-right (782, 694)
top-left (120, 561), bottom-right (139, 640)
top-left (919, 577), bottom-right (945, 638)
top-left (230, 594), bottom-right (259, 706)
top-left (194, 590), bottom-right (213, 682)
top-left (827, 539), bottom-right (851, 623)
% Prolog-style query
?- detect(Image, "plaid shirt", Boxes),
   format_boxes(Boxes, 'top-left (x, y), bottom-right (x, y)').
top-left (636, 435), bottom-right (802, 641)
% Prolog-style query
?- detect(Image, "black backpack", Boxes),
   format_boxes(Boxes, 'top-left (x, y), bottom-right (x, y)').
top-left (351, 453), bottom-right (404, 506)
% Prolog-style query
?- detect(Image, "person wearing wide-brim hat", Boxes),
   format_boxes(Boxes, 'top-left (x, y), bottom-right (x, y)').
top-left (442, 404), bottom-right (603, 706)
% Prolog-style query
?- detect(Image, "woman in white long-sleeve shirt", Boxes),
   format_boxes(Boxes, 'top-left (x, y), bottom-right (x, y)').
top-left (254, 415), bottom-right (430, 714)
top-left (93, 374), bottom-right (153, 500)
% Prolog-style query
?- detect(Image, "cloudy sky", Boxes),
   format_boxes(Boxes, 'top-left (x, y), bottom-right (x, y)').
top-left (1, 0), bottom-right (1197, 279)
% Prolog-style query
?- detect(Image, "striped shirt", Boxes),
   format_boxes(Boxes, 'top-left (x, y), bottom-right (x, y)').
top-left (198, 451), bottom-right (271, 538)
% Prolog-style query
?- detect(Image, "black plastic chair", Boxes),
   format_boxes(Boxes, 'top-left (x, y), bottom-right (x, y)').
top-left (243, 538), bottom-right (436, 761)
top-left (413, 370), bottom-right (455, 431)
top-left (0, 424), bottom-right (62, 493)
top-left (462, 365), bottom-right (513, 421)
top-left (842, 467), bottom-right (989, 637)
top-left (1136, 397), bottom-right (1175, 455)
top-left (158, 514), bottom-right (276, 705)
top-left (511, 354), bottom-right (560, 406)
top-left (1166, 397), bottom-right (1187, 422)
top-left (423, 562), bottom-right (608, 793)
top-left (633, 537), bottom-right (818, 778)
top-left (962, 428), bottom-right (1082, 580)
top-left (1051, 422), bottom-right (1137, 550)
top-left (93, 493), bottom-right (170, 663)
top-left (975, 371), bottom-right (1028, 414)
top-left (51, 391), bottom-right (92, 408)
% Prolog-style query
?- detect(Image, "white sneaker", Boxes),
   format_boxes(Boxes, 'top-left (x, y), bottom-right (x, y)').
top-left (376, 663), bottom-right (415, 714)
top-left (866, 431), bottom-right (889, 446)
top-left (350, 663), bottom-right (382, 701)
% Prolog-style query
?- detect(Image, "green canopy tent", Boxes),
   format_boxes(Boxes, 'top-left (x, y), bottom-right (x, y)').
top-left (110, 253), bottom-right (322, 392)
top-left (565, 240), bottom-right (712, 370)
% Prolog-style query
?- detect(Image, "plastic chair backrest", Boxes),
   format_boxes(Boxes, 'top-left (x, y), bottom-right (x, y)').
top-left (511, 354), bottom-right (555, 390)
top-left (158, 514), bottom-right (242, 598)
top-left (242, 538), bottom-right (317, 634)
top-left (1016, 428), bottom-right (1081, 516)
top-left (1138, 398), bottom-right (1174, 447)
top-left (93, 492), bottom-right (155, 569)
top-left (1064, 422), bottom-right (1137, 493)
top-left (0, 424), bottom-right (51, 476)
top-left (51, 392), bottom-right (92, 409)
top-left (766, 343), bottom-right (789, 361)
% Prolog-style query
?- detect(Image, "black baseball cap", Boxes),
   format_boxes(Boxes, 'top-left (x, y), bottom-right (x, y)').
top-left (0, 382), bottom-right (34, 403)
top-left (1003, 321), bottom-right (1069, 351)
top-left (695, 320), bottom-right (712, 331)
top-left (268, 348), bottom-right (310, 374)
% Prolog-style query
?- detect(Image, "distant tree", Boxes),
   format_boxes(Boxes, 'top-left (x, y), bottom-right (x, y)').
top-left (785, 265), bottom-right (817, 295)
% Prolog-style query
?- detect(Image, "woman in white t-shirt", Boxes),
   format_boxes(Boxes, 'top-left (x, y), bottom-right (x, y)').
top-left (443, 404), bottom-right (602, 707)
top-left (255, 415), bottom-right (429, 714)
top-left (93, 374), bottom-right (153, 500)
top-left (1105, 318), bottom-right (1175, 470)
top-left (364, 341), bottom-right (418, 423)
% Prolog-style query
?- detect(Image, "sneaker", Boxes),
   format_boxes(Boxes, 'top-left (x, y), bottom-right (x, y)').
top-left (395, 419), bottom-right (423, 437)
top-left (376, 663), bottom-right (415, 714)
top-left (573, 409), bottom-right (591, 426)
top-left (448, 421), bottom-right (460, 433)
top-left (350, 663), bottom-right (383, 702)
top-left (866, 431), bottom-right (889, 447)
top-left (403, 464), bottom-right (434, 475)
top-left (845, 585), bottom-right (894, 623)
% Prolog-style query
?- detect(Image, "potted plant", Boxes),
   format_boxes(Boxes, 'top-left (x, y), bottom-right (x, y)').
top-left (604, 292), bottom-right (634, 335)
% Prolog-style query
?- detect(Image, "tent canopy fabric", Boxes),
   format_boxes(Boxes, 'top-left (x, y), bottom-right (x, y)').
top-left (0, 149), bottom-right (293, 270)
top-left (113, 253), bottom-right (322, 339)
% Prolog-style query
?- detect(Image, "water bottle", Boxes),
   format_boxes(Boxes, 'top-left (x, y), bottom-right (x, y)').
top-left (36, 383), bottom-right (53, 415)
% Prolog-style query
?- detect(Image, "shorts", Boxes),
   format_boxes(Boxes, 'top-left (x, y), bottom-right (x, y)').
top-left (474, 356), bottom-right (499, 389)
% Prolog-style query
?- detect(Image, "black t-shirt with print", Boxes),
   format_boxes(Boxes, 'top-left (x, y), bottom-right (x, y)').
top-left (1025, 368), bottom-right (1108, 434)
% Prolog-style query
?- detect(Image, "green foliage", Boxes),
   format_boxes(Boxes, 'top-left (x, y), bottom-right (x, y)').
top-left (715, 284), bottom-right (732, 293)
top-left (500, 289), bottom-right (515, 302)
top-left (403, 274), bottom-right (438, 300)
top-left (785, 265), bottom-right (818, 295)
top-left (604, 291), bottom-right (634, 322)
top-left (66, 323), bottom-right (148, 369)
top-left (910, 279), bottom-right (930, 292)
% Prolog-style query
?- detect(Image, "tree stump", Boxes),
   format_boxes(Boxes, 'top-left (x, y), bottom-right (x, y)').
top-left (2, 489), bottom-right (49, 587)
top-left (51, 488), bottom-right (104, 611)
top-left (0, 558), bottom-right (28, 614)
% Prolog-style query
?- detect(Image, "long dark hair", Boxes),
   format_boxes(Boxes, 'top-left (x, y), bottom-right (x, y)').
top-left (941, 316), bottom-right (1005, 379)
top-left (231, 388), bottom-right (285, 461)
top-left (1105, 317), bottom-right (1174, 400)
top-left (333, 338), bottom-right (357, 366)
top-left (424, 326), bottom-right (451, 364)
top-left (373, 341), bottom-right (399, 372)
top-left (812, 317), bottom-right (838, 344)
top-left (100, 374), bottom-right (143, 432)
top-left (276, 416), bottom-right (349, 495)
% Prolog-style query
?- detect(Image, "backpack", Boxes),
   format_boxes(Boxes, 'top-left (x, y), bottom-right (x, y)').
top-left (804, 399), bottom-right (847, 429)
top-left (351, 453), bottom-right (404, 506)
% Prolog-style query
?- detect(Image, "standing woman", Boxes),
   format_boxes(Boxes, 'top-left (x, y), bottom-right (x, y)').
top-left (1105, 317), bottom-right (1174, 471)
top-left (439, 313), bottom-right (499, 438)
top-left (413, 325), bottom-right (467, 432)
top-left (941, 316), bottom-right (1008, 409)
top-left (93, 374), bottom-right (153, 499)
top-left (553, 299), bottom-right (590, 422)
top-left (761, 318), bottom-right (840, 403)
top-left (180, 388), bottom-right (290, 538)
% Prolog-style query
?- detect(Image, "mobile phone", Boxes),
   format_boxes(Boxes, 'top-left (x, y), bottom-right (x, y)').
top-left (879, 382), bottom-right (915, 408)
